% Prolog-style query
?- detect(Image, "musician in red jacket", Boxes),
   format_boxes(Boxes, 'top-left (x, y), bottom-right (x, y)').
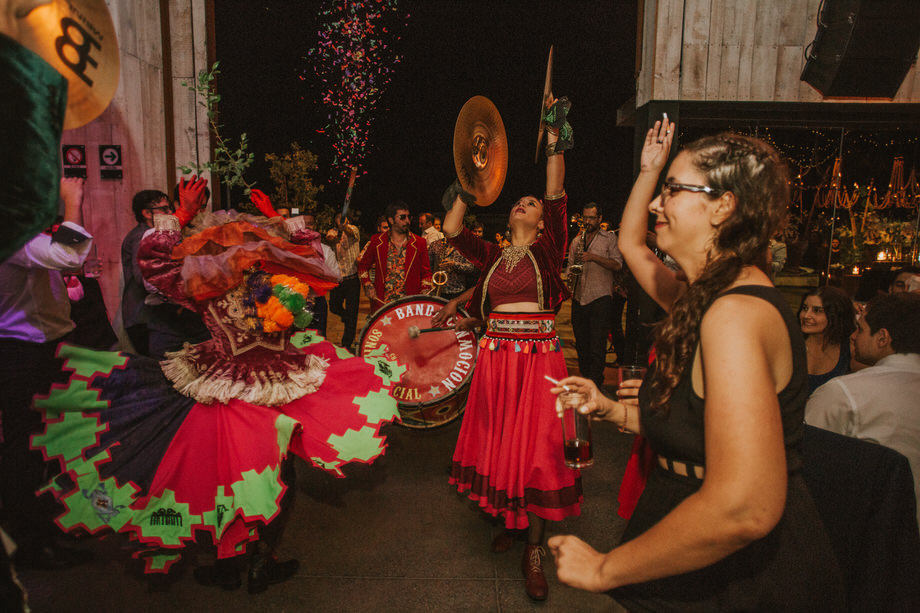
top-left (358, 201), bottom-right (433, 312)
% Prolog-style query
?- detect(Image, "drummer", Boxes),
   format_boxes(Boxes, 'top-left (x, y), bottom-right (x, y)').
top-left (441, 94), bottom-right (579, 602)
top-left (357, 201), bottom-right (433, 312)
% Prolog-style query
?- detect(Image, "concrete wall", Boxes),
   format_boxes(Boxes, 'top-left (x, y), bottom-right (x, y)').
top-left (63, 0), bottom-right (212, 329)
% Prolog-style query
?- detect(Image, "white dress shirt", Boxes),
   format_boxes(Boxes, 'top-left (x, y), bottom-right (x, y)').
top-left (0, 223), bottom-right (93, 342)
top-left (806, 353), bottom-right (920, 527)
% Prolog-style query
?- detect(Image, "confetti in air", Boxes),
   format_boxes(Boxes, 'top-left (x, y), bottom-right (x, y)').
top-left (307, 0), bottom-right (409, 181)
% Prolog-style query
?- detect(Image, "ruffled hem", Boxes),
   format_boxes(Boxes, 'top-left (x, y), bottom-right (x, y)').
top-left (31, 342), bottom-right (403, 572)
top-left (161, 348), bottom-right (328, 406)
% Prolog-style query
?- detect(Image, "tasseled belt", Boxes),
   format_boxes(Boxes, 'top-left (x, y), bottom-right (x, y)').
top-left (481, 312), bottom-right (561, 353)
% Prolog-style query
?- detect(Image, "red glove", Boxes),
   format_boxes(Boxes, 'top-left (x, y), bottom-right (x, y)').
top-left (175, 175), bottom-right (209, 227)
top-left (249, 189), bottom-right (280, 218)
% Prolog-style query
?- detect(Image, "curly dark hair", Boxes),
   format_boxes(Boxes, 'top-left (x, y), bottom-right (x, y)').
top-left (864, 292), bottom-right (920, 354)
top-left (131, 190), bottom-right (169, 223)
top-left (799, 286), bottom-right (855, 348)
top-left (648, 133), bottom-right (791, 414)
top-left (384, 200), bottom-right (409, 222)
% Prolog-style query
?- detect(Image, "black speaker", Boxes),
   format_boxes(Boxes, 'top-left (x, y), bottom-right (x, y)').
top-left (801, 0), bottom-right (920, 98)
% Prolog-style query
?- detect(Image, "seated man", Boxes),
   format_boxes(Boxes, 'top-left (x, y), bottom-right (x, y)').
top-left (805, 292), bottom-right (920, 527)
top-left (890, 266), bottom-right (920, 295)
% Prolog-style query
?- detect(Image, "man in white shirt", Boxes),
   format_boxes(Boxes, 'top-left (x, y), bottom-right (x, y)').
top-left (326, 213), bottom-right (360, 350)
top-left (302, 213), bottom-right (341, 338)
top-left (805, 292), bottom-right (920, 527)
top-left (566, 202), bottom-right (623, 388)
top-left (0, 177), bottom-right (95, 569)
top-left (419, 211), bottom-right (444, 246)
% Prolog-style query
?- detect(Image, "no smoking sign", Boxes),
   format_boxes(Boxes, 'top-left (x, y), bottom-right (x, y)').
top-left (62, 145), bottom-right (87, 178)
top-left (99, 145), bottom-right (122, 180)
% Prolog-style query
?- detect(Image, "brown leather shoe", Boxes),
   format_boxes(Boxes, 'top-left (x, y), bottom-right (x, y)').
top-left (491, 529), bottom-right (516, 553)
top-left (522, 544), bottom-right (548, 601)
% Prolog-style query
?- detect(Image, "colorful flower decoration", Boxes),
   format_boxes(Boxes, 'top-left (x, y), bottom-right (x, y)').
top-left (244, 270), bottom-right (314, 334)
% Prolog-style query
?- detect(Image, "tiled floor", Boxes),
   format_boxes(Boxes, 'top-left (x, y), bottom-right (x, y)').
top-left (17, 297), bottom-right (634, 612)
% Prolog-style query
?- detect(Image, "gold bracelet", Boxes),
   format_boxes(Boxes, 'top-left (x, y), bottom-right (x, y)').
top-left (618, 403), bottom-right (628, 433)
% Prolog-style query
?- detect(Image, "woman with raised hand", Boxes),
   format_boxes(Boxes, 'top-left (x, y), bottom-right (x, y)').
top-left (548, 121), bottom-right (844, 611)
top-left (441, 94), bottom-right (580, 602)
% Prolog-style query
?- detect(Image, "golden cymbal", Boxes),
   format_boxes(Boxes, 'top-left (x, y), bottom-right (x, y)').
top-left (11, 0), bottom-right (119, 129)
top-left (453, 96), bottom-right (507, 207)
top-left (535, 45), bottom-right (553, 163)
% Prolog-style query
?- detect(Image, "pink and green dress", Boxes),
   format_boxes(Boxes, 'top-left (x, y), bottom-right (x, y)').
top-left (31, 211), bottom-right (403, 572)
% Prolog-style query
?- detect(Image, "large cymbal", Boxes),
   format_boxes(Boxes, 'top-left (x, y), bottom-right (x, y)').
top-left (8, 0), bottom-right (119, 129)
top-left (453, 96), bottom-right (507, 207)
top-left (535, 45), bottom-right (553, 163)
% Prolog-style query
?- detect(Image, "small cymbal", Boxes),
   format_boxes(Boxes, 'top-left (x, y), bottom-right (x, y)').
top-left (13, 0), bottom-right (119, 129)
top-left (453, 96), bottom-right (507, 207)
top-left (535, 45), bottom-right (553, 163)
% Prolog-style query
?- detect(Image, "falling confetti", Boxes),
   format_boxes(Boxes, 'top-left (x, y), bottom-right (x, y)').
top-left (307, 0), bottom-right (409, 181)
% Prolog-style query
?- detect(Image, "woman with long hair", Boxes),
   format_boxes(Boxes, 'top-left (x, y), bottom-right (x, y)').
top-left (441, 95), bottom-right (581, 602)
top-left (547, 121), bottom-right (844, 610)
top-left (800, 285), bottom-right (855, 394)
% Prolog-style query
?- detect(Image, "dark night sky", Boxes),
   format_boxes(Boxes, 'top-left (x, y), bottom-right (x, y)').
top-left (214, 1), bottom-right (639, 230)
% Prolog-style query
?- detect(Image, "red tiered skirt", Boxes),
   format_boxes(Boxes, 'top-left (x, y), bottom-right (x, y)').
top-left (31, 332), bottom-right (401, 572)
top-left (449, 312), bottom-right (582, 529)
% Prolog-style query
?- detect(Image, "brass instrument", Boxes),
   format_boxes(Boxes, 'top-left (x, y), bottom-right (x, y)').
top-left (430, 270), bottom-right (448, 297)
top-left (9, 0), bottom-right (120, 129)
top-left (453, 96), bottom-right (508, 207)
top-left (566, 227), bottom-right (587, 294)
top-left (534, 45), bottom-right (553, 163)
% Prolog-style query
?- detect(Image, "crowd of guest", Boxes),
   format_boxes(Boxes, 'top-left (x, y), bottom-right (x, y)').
top-left (3, 160), bottom-right (920, 610)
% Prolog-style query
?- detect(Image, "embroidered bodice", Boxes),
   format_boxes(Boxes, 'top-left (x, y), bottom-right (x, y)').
top-left (487, 255), bottom-right (538, 307)
top-left (137, 211), bottom-right (340, 405)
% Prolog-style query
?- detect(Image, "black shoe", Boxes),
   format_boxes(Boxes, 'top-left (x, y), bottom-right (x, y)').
top-left (247, 554), bottom-right (299, 594)
top-left (193, 558), bottom-right (241, 591)
top-left (12, 544), bottom-right (93, 571)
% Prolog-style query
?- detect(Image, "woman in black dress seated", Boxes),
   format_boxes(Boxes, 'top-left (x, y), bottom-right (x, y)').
top-left (548, 120), bottom-right (845, 611)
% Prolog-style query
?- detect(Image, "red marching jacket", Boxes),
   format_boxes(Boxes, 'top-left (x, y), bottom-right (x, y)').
top-left (357, 231), bottom-right (433, 310)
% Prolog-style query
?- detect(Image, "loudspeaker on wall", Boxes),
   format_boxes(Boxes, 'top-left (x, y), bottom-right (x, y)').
top-left (801, 0), bottom-right (920, 98)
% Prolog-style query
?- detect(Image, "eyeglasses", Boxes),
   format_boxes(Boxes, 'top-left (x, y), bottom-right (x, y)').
top-left (661, 182), bottom-right (723, 199)
top-left (148, 204), bottom-right (174, 213)
top-left (396, 214), bottom-right (411, 220)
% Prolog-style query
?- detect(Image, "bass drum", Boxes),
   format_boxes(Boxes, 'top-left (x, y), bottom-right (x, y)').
top-left (358, 295), bottom-right (477, 429)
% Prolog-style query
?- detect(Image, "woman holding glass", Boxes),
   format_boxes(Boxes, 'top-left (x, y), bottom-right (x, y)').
top-left (441, 95), bottom-right (581, 602)
top-left (548, 120), bottom-right (844, 610)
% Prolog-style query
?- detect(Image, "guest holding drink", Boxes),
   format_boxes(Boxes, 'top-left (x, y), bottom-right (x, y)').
top-left (442, 94), bottom-right (580, 602)
top-left (548, 120), bottom-right (844, 610)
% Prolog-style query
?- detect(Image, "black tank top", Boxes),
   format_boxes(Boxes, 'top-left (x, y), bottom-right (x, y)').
top-left (638, 285), bottom-right (809, 473)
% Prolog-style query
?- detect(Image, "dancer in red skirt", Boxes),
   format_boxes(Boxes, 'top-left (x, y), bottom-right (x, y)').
top-left (30, 179), bottom-right (402, 593)
top-left (441, 94), bottom-right (580, 601)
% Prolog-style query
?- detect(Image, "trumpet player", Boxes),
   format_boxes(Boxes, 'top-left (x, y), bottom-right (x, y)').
top-left (566, 202), bottom-right (623, 388)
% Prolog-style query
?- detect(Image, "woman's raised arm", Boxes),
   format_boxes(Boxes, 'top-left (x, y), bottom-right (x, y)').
top-left (618, 117), bottom-right (684, 312)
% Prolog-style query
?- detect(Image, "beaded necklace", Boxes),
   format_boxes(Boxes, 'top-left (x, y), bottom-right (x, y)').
top-left (501, 242), bottom-right (534, 272)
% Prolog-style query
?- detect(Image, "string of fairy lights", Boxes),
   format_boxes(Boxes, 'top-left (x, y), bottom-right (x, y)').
top-left (677, 126), bottom-right (920, 266)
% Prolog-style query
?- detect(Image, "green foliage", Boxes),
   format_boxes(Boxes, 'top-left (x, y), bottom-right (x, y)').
top-left (833, 213), bottom-right (919, 267)
top-left (178, 62), bottom-right (256, 200)
top-left (265, 142), bottom-right (324, 215)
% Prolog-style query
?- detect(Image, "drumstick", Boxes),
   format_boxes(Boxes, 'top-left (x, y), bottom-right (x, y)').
top-left (407, 325), bottom-right (454, 338)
